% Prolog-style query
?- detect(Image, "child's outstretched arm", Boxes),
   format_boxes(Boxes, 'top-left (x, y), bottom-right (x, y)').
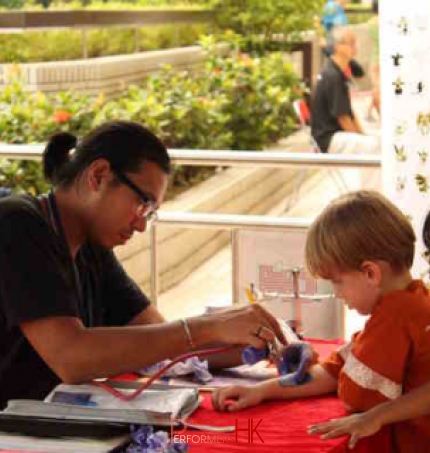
top-left (308, 379), bottom-right (430, 448)
top-left (212, 364), bottom-right (338, 412)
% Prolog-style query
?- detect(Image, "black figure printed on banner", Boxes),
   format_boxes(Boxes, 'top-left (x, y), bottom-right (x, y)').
top-left (393, 77), bottom-right (404, 95)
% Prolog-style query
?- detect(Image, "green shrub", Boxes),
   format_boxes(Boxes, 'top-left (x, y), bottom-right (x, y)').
top-left (47, 0), bottom-right (209, 9)
top-left (0, 81), bottom-right (96, 143)
top-left (0, 81), bottom-right (98, 194)
top-left (213, 0), bottom-right (324, 52)
top-left (94, 67), bottom-right (232, 150)
top-left (203, 38), bottom-right (299, 149)
top-left (0, 46), bottom-right (300, 195)
top-left (0, 24), bottom-right (210, 63)
top-left (0, 0), bottom-right (25, 8)
top-left (3, 0), bottom-right (211, 9)
top-left (347, 12), bottom-right (375, 25)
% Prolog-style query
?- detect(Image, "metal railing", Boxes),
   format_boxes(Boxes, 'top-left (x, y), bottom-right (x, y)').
top-left (0, 144), bottom-right (382, 305)
top-left (0, 145), bottom-right (382, 169)
top-left (151, 152), bottom-right (380, 304)
top-left (151, 213), bottom-right (313, 307)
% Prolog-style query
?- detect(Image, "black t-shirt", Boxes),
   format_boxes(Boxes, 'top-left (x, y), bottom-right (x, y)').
top-left (310, 58), bottom-right (353, 153)
top-left (0, 195), bottom-right (150, 408)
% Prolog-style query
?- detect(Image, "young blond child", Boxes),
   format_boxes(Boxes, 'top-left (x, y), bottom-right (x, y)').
top-left (212, 190), bottom-right (430, 452)
top-left (308, 204), bottom-right (430, 449)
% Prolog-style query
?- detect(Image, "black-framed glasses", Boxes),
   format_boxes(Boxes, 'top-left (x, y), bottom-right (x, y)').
top-left (111, 168), bottom-right (158, 221)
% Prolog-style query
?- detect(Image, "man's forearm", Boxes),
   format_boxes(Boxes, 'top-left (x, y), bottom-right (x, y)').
top-left (31, 317), bottom-right (214, 384)
top-left (75, 319), bottom-right (218, 382)
top-left (70, 324), bottom-right (191, 381)
top-left (130, 307), bottom-right (243, 370)
top-left (256, 364), bottom-right (338, 402)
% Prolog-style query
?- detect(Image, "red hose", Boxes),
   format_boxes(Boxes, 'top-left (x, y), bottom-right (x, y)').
top-left (93, 346), bottom-right (233, 401)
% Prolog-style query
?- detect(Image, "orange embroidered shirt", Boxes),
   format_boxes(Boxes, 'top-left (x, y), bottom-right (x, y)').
top-left (321, 280), bottom-right (430, 452)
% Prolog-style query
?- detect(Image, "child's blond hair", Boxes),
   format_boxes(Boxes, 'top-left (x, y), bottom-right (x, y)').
top-left (305, 190), bottom-right (415, 278)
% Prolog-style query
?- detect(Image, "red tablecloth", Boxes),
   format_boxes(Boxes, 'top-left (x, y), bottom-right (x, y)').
top-left (116, 339), bottom-right (392, 452)
top-left (184, 392), bottom-right (391, 453)
top-left (182, 339), bottom-right (391, 453)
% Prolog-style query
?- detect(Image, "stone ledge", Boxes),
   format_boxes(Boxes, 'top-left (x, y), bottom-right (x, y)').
top-left (0, 46), bottom-right (222, 96)
top-left (0, 39), bottom-right (317, 97)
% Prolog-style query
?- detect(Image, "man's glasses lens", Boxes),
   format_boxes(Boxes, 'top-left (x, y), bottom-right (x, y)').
top-left (112, 168), bottom-right (157, 220)
top-left (145, 210), bottom-right (158, 222)
top-left (136, 204), bottom-right (157, 221)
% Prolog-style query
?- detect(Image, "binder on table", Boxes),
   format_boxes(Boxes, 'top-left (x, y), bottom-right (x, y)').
top-left (0, 382), bottom-right (200, 452)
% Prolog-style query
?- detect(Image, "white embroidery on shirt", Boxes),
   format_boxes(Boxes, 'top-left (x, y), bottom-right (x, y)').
top-left (342, 352), bottom-right (402, 400)
top-left (338, 342), bottom-right (353, 361)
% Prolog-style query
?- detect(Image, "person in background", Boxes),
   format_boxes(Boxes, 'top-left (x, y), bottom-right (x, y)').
top-left (321, 0), bottom-right (349, 37)
top-left (367, 0), bottom-right (380, 120)
top-left (318, 0), bottom-right (365, 79)
top-left (310, 27), bottom-right (379, 153)
top-left (212, 190), bottom-right (430, 452)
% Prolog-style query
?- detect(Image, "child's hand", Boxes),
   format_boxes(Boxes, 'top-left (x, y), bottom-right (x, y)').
top-left (212, 385), bottom-right (264, 412)
top-left (308, 412), bottom-right (382, 449)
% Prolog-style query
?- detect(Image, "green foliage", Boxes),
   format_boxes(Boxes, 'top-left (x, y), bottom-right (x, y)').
top-left (94, 67), bottom-right (232, 150)
top-left (3, 0), bottom-right (211, 9)
top-left (0, 24), bottom-right (209, 63)
top-left (213, 0), bottom-right (324, 52)
top-left (96, 40), bottom-right (300, 151)
top-left (0, 80), bottom-right (96, 143)
top-left (344, 4), bottom-right (376, 25)
top-left (0, 0), bottom-right (25, 9)
top-left (0, 46), bottom-right (300, 195)
top-left (347, 12), bottom-right (375, 25)
top-left (0, 160), bottom-right (49, 195)
top-left (52, 0), bottom-right (209, 8)
top-left (0, 80), bottom-right (98, 194)
top-left (202, 37), bottom-right (299, 150)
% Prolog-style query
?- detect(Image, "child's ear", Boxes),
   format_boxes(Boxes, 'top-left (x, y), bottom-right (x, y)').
top-left (360, 261), bottom-right (382, 287)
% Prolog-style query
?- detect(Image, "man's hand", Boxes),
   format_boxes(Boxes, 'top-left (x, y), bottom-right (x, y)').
top-left (206, 303), bottom-right (287, 349)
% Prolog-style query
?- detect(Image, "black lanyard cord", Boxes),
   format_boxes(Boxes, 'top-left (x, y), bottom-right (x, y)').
top-left (46, 190), bottom-right (93, 326)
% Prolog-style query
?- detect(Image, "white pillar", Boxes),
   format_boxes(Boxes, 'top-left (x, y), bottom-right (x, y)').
top-left (380, 0), bottom-right (430, 280)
